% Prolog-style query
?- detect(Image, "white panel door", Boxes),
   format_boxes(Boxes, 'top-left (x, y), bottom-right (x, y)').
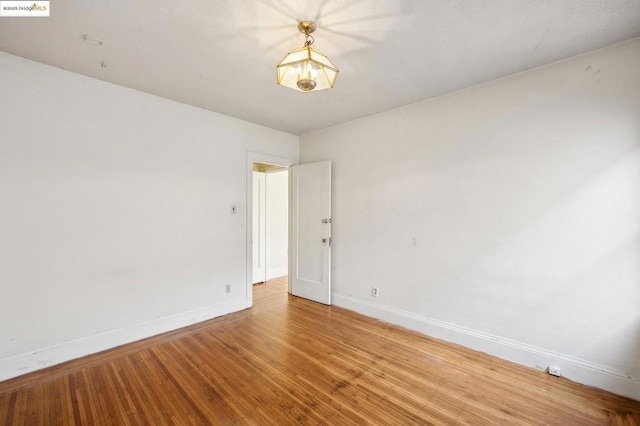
top-left (291, 161), bottom-right (331, 304)
top-left (252, 171), bottom-right (266, 284)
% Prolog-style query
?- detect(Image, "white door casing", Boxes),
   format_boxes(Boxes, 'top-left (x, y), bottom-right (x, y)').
top-left (290, 161), bottom-right (332, 305)
top-left (246, 153), bottom-right (297, 309)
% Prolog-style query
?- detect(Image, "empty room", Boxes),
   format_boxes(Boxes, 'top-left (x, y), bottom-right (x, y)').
top-left (1, 1), bottom-right (639, 424)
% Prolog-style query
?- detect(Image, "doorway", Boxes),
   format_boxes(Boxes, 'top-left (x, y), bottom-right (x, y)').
top-left (251, 162), bottom-right (289, 287)
top-left (246, 153), bottom-right (297, 308)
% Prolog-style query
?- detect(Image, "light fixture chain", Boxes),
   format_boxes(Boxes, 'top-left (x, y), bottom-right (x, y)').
top-left (304, 31), bottom-right (314, 47)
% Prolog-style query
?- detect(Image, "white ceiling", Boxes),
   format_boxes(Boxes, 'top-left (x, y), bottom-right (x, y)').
top-left (1, 1), bottom-right (639, 135)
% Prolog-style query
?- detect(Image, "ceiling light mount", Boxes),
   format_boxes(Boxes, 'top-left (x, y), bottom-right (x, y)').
top-left (297, 20), bottom-right (317, 36)
top-left (276, 21), bottom-right (338, 93)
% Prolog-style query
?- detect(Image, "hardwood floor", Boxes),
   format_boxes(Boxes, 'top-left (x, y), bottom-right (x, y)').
top-left (1, 276), bottom-right (639, 425)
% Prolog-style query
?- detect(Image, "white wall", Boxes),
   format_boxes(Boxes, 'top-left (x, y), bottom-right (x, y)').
top-left (266, 170), bottom-right (288, 280)
top-left (0, 52), bottom-right (298, 380)
top-left (300, 38), bottom-right (640, 400)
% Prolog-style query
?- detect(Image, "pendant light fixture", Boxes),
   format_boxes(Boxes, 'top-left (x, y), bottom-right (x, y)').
top-left (276, 21), bottom-right (339, 93)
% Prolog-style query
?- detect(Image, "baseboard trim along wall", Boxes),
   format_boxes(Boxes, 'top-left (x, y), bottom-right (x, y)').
top-left (0, 298), bottom-right (247, 382)
top-left (266, 267), bottom-right (288, 282)
top-left (333, 292), bottom-right (640, 402)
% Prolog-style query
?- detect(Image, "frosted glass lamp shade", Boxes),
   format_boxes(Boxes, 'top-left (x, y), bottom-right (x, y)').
top-left (276, 46), bottom-right (338, 92)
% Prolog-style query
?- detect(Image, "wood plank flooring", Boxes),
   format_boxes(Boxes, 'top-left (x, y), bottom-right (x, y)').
top-left (1, 276), bottom-right (639, 425)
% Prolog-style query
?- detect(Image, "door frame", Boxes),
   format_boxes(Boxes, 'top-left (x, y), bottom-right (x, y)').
top-left (245, 152), bottom-right (297, 308)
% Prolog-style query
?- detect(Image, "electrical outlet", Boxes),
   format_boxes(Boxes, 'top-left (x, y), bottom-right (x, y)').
top-left (548, 366), bottom-right (561, 377)
top-left (225, 284), bottom-right (231, 294)
top-left (371, 287), bottom-right (379, 297)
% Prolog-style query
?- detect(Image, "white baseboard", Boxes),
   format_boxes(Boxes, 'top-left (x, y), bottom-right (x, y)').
top-left (266, 267), bottom-right (288, 281)
top-left (0, 298), bottom-right (247, 382)
top-left (333, 292), bottom-right (640, 402)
